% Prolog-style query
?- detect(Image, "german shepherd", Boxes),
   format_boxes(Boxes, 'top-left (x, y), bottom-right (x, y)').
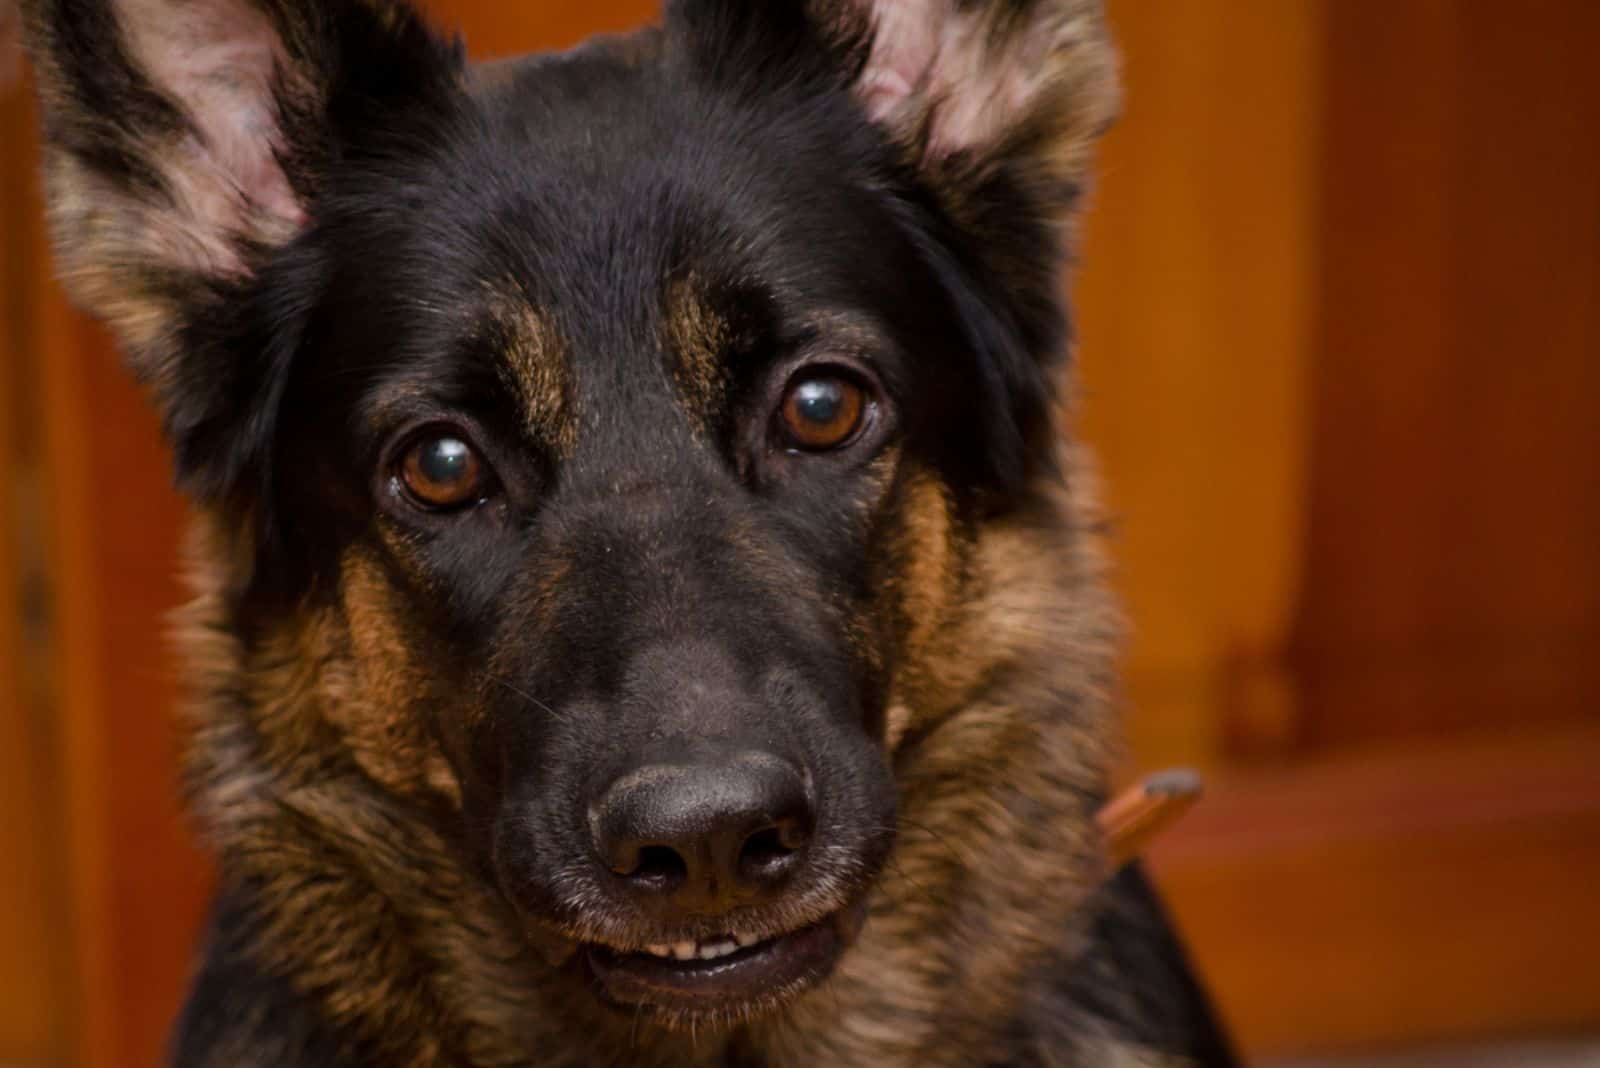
top-left (23, 0), bottom-right (1238, 1064)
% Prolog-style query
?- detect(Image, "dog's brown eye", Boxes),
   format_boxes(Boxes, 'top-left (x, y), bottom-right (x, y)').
top-left (399, 432), bottom-right (485, 509)
top-left (779, 374), bottom-right (866, 450)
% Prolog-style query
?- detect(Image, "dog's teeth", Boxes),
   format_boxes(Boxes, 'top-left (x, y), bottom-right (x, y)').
top-left (734, 932), bottom-right (759, 948)
top-left (641, 938), bottom-right (744, 961)
top-left (697, 939), bottom-right (737, 960)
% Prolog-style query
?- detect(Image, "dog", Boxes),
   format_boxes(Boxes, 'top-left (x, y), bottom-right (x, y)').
top-left (23, 0), bottom-right (1239, 1064)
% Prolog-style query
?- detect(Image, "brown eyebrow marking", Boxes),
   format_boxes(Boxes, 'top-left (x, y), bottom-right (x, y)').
top-left (660, 273), bottom-right (736, 437)
top-left (487, 285), bottom-right (577, 456)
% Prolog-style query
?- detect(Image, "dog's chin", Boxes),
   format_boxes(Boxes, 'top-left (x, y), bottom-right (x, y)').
top-left (573, 899), bottom-right (868, 1029)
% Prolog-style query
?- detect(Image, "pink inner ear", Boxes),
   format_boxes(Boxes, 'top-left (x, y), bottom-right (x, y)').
top-left (120, 0), bottom-right (305, 273)
top-left (852, 0), bottom-right (1077, 161)
top-left (855, 0), bottom-right (944, 124)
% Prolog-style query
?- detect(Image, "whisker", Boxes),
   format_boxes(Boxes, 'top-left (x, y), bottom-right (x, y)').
top-left (883, 852), bottom-right (937, 910)
top-left (894, 816), bottom-right (971, 869)
top-left (487, 675), bottom-right (565, 720)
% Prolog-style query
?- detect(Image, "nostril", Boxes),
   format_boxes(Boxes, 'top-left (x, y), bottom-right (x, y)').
top-left (612, 843), bottom-right (689, 894)
top-left (594, 753), bottom-right (814, 907)
top-left (737, 821), bottom-right (807, 883)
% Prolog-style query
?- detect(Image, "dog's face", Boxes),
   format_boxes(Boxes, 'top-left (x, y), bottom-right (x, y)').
top-left (26, 0), bottom-right (1116, 1031)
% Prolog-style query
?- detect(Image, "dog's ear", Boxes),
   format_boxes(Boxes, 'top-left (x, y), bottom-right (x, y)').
top-left (850, 3), bottom-right (1117, 496)
top-left (672, 0), bottom-right (1117, 229)
top-left (22, 0), bottom-right (460, 500)
top-left (840, 0), bottom-right (1118, 219)
top-left (672, 0), bottom-right (1118, 496)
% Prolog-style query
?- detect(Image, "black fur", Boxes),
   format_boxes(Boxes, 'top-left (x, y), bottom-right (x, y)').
top-left (1051, 865), bottom-right (1241, 1066)
top-left (172, 893), bottom-right (351, 1067)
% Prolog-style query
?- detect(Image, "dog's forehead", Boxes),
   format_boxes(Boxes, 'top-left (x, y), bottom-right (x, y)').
top-left (478, 273), bottom-right (741, 463)
top-left (330, 42), bottom-right (717, 456)
top-left (347, 42), bottom-right (896, 456)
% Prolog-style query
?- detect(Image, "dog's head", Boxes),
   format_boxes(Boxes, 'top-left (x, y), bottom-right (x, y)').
top-left (26, 0), bottom-right (1116, 1030)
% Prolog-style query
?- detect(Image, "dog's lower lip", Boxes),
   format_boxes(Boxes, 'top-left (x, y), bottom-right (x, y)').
top-left (583, 918), bottom-right (844, 1018)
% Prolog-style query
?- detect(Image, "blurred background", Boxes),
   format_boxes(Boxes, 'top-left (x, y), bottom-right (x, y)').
top-left (2, 2), bottom-right (1597, 1067)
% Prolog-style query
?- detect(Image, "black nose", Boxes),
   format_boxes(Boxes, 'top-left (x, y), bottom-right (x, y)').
top-left (591, 751), bottom-right (814, 912)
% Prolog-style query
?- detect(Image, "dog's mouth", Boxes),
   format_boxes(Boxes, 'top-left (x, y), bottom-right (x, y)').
top-left (579, 901), bottom-right (866, 1024)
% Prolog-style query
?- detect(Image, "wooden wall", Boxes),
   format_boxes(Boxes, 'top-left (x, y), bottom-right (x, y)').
top-left (3, 2), bottom-right (1598, 1066)
top-left (1292, 0), bottom-right (1600, 750)
top-left (2, 8), bottom-right (72, 1060)
top-left (1089, 0), bottom-right (1600, 1057)
top-left (3, 65), bottom-right (212, 1068)
top-left (1079, 0), bottom-right (1322, 768)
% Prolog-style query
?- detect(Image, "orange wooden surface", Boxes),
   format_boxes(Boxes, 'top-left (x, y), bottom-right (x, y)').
top-left (1086, 0), bottom-right (1600, 1055)
top-left (1152, 723), bottom-right (1600, 1056)
top-left (1290, 0), bottom-right (1600, 750)
top-left (1080, 0), bottom-right (1322, 769)
top-left (16, 87), bottom-right (211, 1068)
top-left (2, 24), bottom-right (72, 1062)
top-left (433, 0), bottom-right (659, 53)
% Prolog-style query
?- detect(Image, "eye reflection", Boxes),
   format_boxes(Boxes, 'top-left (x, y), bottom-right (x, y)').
top-left (400, 431), bottom-right (486, 509)
top-left (779, 374), bottom-right (866, 450)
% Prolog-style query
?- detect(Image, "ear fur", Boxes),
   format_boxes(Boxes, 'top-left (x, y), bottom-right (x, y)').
top-left (845, 0), bottom-right (1118, 208)
top-left (854, 0), bottom-right (1117, 502)
top-left (739, 0), bottom-right (1118, 497)
top-left (22, 0), bottom-right (461, 500)
top-left (668, 0), bottom-right (1117, 212)
top-left (668, 0), bottom-right (1118, 501)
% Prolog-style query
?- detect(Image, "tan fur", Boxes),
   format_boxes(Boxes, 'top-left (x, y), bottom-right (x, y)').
top-left (874, 467), bottom-right (965, 749)
top-left (661, 274), bottom-right (736, 437)
top-left (178, 521), bottom-right (714, 1068)
top-left (39, 153), bottom-right (191, 393)
top-left (489, 292), bottom-right (578, 456)
top-left (753, 444), bottom-right (1124, 1066)
top-left (328, 552), bottom-right (464, 803)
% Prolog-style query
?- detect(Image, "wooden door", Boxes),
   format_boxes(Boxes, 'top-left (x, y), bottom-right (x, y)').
top-left (2, 8), bottom-right (73, 1062)
top-left (1088, 0), bottom-right (1600, 1057)
top-left (3, 68), bottom-right (210, 1068)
